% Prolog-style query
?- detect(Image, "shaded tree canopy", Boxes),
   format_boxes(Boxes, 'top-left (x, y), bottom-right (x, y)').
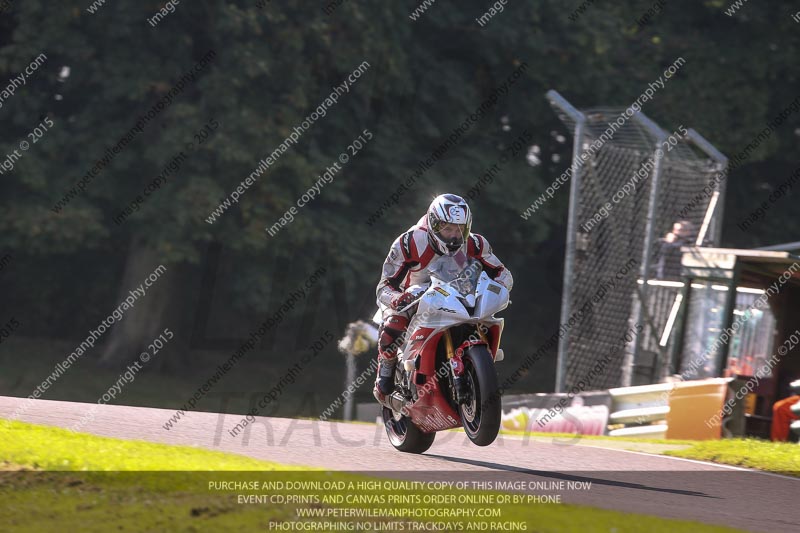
top-left (0, 0), bottom-right (797, 393)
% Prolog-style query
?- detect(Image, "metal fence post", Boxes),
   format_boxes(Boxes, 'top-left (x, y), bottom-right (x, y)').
top-left (546, 91), bottom-right (587, 393)
top-left (686, 129), bottom-right (729, 245)
top-left (623, 114), bottom-right (667, 386)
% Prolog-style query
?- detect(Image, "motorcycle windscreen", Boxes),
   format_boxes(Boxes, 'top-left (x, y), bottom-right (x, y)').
top-left (427, 254), bottom-right (482, 292)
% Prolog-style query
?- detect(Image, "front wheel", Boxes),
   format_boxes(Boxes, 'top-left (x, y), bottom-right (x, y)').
top-left (381, 407), bottom-right (436, 454)
top-left (458, 345), bottom-right (501, 446)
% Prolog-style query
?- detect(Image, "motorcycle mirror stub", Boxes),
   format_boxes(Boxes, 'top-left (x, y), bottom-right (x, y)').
top-left (407, 284), bottom-right (428, 297)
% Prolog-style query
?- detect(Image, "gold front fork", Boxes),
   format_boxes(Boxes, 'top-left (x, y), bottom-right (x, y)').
top-left (443, 329), bottom-right (455, 360)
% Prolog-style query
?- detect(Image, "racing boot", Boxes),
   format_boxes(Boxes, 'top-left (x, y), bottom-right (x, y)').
top-left (375, 355), bottom-right (397, 398)
top-left (373, 315), bottom-right (408, 401)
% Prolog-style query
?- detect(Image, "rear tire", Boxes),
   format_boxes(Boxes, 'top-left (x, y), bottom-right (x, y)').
top-left (382, 407), bottom-right (436, 454)
top-left (458, 345), bottom-right (501, 446)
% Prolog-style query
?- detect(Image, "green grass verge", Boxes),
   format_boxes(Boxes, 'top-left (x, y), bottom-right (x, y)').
top-left (663, 438), bottom-right (800, 477)
top-left (0, 419), bottom-right (304, 471)
top-left (0, 420), bottom-right (746, 532)
top-left (500, 428), bottom-right (800, 477)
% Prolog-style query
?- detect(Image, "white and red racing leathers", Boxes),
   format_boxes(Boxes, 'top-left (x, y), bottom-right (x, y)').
top-left (374, 216), bottom-right (513, 363)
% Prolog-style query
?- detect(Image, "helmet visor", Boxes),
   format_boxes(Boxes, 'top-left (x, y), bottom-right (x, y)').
top-left (431, 221), bottom-right (468, 251)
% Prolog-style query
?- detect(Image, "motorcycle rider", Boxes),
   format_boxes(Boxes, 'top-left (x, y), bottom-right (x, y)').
top-left (373, 193), bottom-right (513, 401)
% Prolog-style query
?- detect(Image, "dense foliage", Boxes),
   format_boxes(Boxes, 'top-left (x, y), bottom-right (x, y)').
top-left (0, 0), bottom-right (797, 404)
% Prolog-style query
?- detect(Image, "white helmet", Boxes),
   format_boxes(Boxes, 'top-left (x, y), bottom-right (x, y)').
top-left (427, 194), bottom-right (472, 255)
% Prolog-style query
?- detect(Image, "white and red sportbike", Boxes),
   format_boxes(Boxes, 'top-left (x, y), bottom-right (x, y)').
top-left (374, 254), bottom-right (510, 453)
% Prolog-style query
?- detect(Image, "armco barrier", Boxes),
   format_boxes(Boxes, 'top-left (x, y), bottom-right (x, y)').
top-left (607, 382), bottom-right (671, 439)
top-left (607, 378), bottom-right (732, 439)
top-left (500, 391), bottom-right (612, 436)
top-left (501, 405), bottom-right (610, 436)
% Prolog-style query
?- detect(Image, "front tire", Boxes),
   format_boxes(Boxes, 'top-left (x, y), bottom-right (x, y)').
top-left (458, 345), bottom-right (501, 446)
top-left (382, 407), bottom-right (436, 454)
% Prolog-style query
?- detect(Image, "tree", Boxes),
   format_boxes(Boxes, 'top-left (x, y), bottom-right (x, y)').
top-left (0, 0), bottom-right (796, 394)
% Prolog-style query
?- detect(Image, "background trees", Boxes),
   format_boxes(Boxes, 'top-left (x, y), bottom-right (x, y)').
top-left (0, 1), bottom-right (797, 414)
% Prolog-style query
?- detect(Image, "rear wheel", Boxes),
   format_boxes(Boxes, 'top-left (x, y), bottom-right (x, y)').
top-left (382, 407), bottom-right (436, 454)
top-left (458, 345), bottom-right (501, 446)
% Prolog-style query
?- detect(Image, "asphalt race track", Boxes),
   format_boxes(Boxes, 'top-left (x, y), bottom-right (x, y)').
top-left (2, 396), bottom-right (798, 532)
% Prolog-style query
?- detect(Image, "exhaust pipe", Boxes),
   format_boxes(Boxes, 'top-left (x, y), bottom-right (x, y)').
top-left (374, 388), bottom-right (409, 414)
top-left (387, 391), bottom-right (407, 413)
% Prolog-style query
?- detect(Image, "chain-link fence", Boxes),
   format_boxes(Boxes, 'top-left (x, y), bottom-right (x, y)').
top-left (546, 90), bottom-right (728, 392)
